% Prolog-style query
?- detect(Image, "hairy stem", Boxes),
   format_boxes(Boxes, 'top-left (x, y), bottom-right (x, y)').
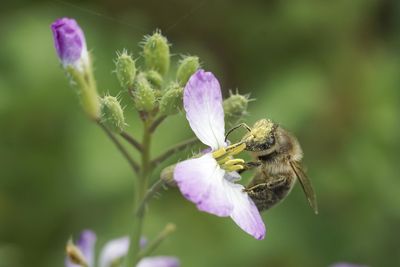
top-left (97, 122), bottom-right (140, 174)
top-left (151, 137), bottom-right (198, 168)
top-left (137, 223), bottom-right (176, 260)
top-left (120, 131), bottom-right (143, 152)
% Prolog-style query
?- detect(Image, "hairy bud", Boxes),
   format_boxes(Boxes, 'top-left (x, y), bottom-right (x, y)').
top-left (160, 164), bottom-right (177, 187)
top-left (159, 83), bottom-right (183, 116)
top-left (144, 70), bottom-right (163, 90)
top-left (143, 31), bottom-right (170, 76)
top-left (133, 73), bottom-right (156, 112)
top-left (223, 92), bottom-right (250, 127)
top-left (115, 51), bottom-right (136, 89)
top-left (176, 56), bottom-right (200, 86)
top-left (100, 95), bottom-right (126, 133)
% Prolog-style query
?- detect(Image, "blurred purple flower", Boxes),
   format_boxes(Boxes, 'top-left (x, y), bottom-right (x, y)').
top-left (66, 230), bottom-right (179, 267)
top-left (329, 263), bottom-right (368, 267)
top-left (173, 69), bottom-right (266, 240)
top-left (66, 230), bottom-right (96, 267)
top-left (51, 17), bottom-right (88, 70)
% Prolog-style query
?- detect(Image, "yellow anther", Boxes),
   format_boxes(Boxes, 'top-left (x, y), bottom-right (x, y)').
top-left (212, 147), bottom-right (227, 159)
top-left (223, 158), bottom-right (245, 167)
top-left (225, 142), bottom-right (246, 157)
top-left (216, 155), bottom-right (232, 165)
top-left (223, 164), bottom-right (244, 172)
top-left (212, 142), bottom-right (246, 160)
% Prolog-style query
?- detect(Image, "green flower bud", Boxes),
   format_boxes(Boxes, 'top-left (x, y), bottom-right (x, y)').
top-left (223, 92), bottom-right (250, 127)
top-left (115, 50), bottom-right (136, 89)
top-left (133, 73), bottom-right (156, 112)
top-left (176, 56), bottom-right (200, 86)
top-left (100, 95), bottom-right (126, 133)
top-left (142, 31), bottom-right (170, 76)
top-left (159, 83), bottom-right (183, 116)
top-left (160, 164), bottom-right (177, 187)
top-left (145, 70), bottom-right (163, 90)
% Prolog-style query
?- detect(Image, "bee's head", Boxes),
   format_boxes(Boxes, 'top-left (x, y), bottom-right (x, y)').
top-left (241, 119), bottom-right (277, 152)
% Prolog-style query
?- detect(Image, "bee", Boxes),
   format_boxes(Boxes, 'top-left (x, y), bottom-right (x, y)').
top-left (226, 119), bottom-right (318, 214)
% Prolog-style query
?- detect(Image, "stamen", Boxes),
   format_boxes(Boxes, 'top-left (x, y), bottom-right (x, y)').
top-left (223, 158), bottom-right (245, 167)
top-left (212, 142), bottom-right (246, 160)
top-left (223, 164), bottom-right (244, 172)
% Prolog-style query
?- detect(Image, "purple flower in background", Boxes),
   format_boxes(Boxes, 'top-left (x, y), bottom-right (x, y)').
top-left (66, 230), bottom-right (179, 267)
top-left (329, 263), bottom-right (369, 267)
top-left (51, 18), bottom-right (88, 70)
top-left (173, 69), bottom-right (266, 240)
top-left (66, 230), bottom-right (96, 267)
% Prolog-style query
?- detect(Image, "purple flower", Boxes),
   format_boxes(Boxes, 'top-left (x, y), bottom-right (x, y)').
top-left (66, 230), bottom-right (179, 267)
top-left (329, 263), bottom-right (368, 267)
top-left (51, 17), bottom-right (88, 70)
top-left (173, 69), bottom-right (266, 240)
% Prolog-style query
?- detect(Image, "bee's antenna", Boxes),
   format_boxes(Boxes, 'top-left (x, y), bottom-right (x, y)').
top-left (225, 123), bottom-right (251, 142)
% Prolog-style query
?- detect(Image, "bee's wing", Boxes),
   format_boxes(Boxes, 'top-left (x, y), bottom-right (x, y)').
top-left (290, 161), bottom-right (318, 214)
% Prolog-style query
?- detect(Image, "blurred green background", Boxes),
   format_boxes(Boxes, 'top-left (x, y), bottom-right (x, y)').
top-left (1, 0), bottom-right (400, 266)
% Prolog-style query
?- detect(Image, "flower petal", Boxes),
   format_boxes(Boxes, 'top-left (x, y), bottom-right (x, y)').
top-left (174, 154), bottom-right (233, 216)
top-left (226, 183), bottom-right (266, 240)
top-left (99, 236), bottom-right (129, 267)
top-left (183, 69), bottom-right (225, 150)
top-left (51, 18), bottom-right (88, 70)
top-left (137, 256), bottom-right (180, 267)
top-left (65, 230), bottom-right (96, 267)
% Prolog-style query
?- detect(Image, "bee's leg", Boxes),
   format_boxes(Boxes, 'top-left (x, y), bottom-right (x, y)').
top-left (244, 183), bottom-right (279, 212)
top-left (244, 182), bottom-right (268, 193)
top-left (266, 175), bottom-right (287, 189)
top-left (238, 161), bottom-right (262, 174)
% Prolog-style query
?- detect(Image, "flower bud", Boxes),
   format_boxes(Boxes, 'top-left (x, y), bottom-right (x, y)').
top-left (66, 239), bottom-right (88, 267)
top-left (115, 51), bottom-right (136, 89)
top-left (100, 95), bottom-right (126, 133)
top-left (51, 18), bottom-right (100, 120)
top-left (176, 56), bottom-right (200, 86)
top-left (159, 83), bottom-right (183, 116)
top-left (133, 73), bottom-right (156, 112)
top-left (223, 92), bottom-right (250, 127)
top-left (145, 70), bottom-right (163, 90)
top-left (51, 18), bottom-right (88, 72)
top-left (143, 31), bottom-right (170, 76)
top-left (160, 164), bottom-right (177, 187)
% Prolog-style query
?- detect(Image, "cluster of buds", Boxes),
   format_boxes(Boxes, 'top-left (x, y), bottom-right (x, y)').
top-left (51, 18), bottom-right (251, 132)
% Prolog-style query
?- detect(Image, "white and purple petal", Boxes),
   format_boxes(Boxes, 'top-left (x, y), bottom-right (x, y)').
top-left (183, 70), bottom-right (225, 150)
top-left (137, 256), bottom-right (180, 267)
top-left (99, 236), bottom-right (129, 267)
top-left (174, 154), bottom-right (233, 216)
top-left (225, 182), bottom-right (266, 240)
top-left (66, 230), bottom-right (96, 267)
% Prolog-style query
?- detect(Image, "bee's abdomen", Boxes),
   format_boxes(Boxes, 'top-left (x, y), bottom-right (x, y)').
top-left (246, 171), bottom-right (295, 212)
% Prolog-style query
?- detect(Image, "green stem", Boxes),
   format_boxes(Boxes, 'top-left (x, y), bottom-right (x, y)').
top-left (126, 119), bottom-right (152, 267)
top-left (120, 131), bottom-right (143, 152)
top-left (151, 137), bottom-right (198, 168)
top-left (136, 179), bottom-right (165, 217)
top-left (137, 223), bottom-right (176, 260)
top-left (149, 115), bottom-right (166, 133)
top-left (98, 122), bottom-right (140, 174)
